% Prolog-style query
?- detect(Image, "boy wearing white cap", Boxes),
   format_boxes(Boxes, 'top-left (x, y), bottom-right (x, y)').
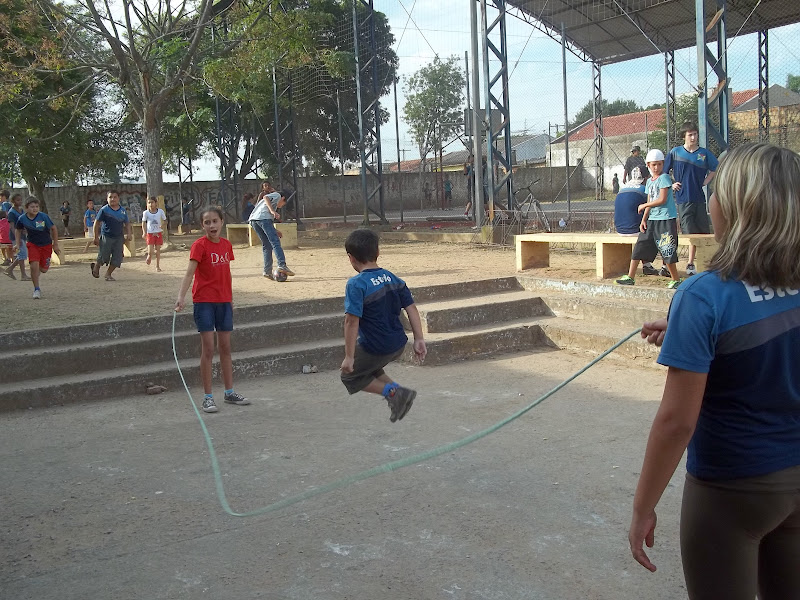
top-left (616, 149), bottom-right (681, 289)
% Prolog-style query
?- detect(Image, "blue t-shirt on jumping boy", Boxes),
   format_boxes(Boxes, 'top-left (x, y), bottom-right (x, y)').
top-left (344, 268), bottom-right (414, 356)
top-left (644, 174), bottom-right (677, 220)
top-left (15, 212), bottom-right (54, 246)
top-left (658, 272), bottom-right (800, 481)
top-left (96, 205), bottom-right (129, 238)
top-left (663, 145), bottom-right (719, 205)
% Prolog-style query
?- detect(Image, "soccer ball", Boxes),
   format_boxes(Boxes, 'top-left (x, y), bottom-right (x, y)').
top-left (273, 268), bottom-right (288, 282)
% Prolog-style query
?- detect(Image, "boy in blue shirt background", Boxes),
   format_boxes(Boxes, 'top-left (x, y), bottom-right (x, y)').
top-left (664, 121), bottom-right (718, 275)
top-left (340, 229), bottom-right (427, 423)
top-left (83, 199), bottom-right (97, 253)
top-left (4, 193), bottom-right (29, 281)
top-left (91, 190), bottom-right (132, 281)
top-left (617, 149), bottom-right (681, 289)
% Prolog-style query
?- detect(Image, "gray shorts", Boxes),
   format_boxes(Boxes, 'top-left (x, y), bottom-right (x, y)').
top-left (678, 202), bottom-right (710, 234)
top-left (631, 218), bottom-right (679, 264)
top-left (341, 343), bottom-right (405, 395)
top-left (97, 235), bottom-right (125, 268)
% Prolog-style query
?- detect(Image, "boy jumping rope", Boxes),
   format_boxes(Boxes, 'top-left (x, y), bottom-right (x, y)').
top-left (175, 207), bottom-right (250, 414)
top-left (340, 229), bottom-right (427, 422)
top-left (141, 196), bottom-right (166, 271)
top-left (13, 197), bottom-right (59, 299)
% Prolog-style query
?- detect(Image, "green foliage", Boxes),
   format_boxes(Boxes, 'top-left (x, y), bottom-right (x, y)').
top-left (403, 55), bottom-right (465, 165)
top-left (647, 93), bottom-right (735, 157)
top-left (570, 99), bottom-right (641, 129)
top-left (787, 74), bottom-right (800, 94)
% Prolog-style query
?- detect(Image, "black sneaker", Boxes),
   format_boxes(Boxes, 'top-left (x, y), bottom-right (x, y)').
top-left (386, 386), bottom-right (416, 423)
top-left (224, 391), bottom-right (251, 406)
top-left (659, 266), bottom-right (670, 277)
top-left (202, 397), bottom-right (218, 413)
top-left (641, 264), bottom-right (658, 276)
top-left (263, 272), bottom-right (275, 280)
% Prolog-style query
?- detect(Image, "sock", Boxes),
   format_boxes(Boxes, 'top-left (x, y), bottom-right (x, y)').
top-left (34, 286), bottom-right (40, 291)
top-left (204, 393), bottom-right (213, 400)
top-left (382, 382), bottom-right (399, 397)
top-left (224, 388), bottom-right (233, 396)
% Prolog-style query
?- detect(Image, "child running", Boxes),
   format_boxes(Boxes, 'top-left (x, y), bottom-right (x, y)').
top-left (0, 210), bottom-right (11, 264)
top-left (13, 197), bottom-right (59, 299)
top-left (83, 199), bottom-right (97, 253)
top-left (340, 229), bottom-right (427, 422)
top-left (141, 196), bottom-right (166, 271)
top-left (175, 207), bottom-right (250, 414)
top-left (4, 193), bottom-right (29, 281)
top-left (628, 143), bottom-right (800, 599)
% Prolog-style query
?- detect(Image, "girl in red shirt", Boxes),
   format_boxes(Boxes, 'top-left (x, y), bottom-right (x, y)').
top-left (175, 207), bottom-right (250, 413)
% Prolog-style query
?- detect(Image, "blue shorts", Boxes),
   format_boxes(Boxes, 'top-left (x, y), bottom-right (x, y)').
top-left (14, 239), bottom-right (28, 260)
top-left (193, 302), bottom-right (233, 332)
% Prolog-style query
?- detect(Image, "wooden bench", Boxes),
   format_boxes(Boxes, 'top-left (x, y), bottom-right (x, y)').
top-left (226, 222), bottom-right (298, 249)
top-left (515, 232), bottom-right (718, 279)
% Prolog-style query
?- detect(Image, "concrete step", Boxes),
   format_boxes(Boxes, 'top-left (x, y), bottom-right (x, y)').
top-left (418, 290), bottom-right (551, 333)
top-left (538, 315), bottom-right (661, 365)
top-left (0, 278), bottom-right (521, 352)
top-left (540, 294), bottom-right (667, 331)
top-left (0, 311), bottom-right (344, 384)
top-left (0, 319), bottom-right (556, 411)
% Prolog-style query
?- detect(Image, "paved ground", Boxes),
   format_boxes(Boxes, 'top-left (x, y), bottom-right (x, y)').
top-left (1, 346), bottom-right (689, 600)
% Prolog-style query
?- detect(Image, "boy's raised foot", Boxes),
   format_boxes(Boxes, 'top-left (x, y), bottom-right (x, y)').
top-left (667, 279), bottom-right (683, 290)
top-left (202, 397), bottom-right (218, 413)
top-left (32, 289), bottom-right (41, 299)
top-left (387, 386), bottom-right (416, 423)
top-left (278, 266), bottom-right (295, 276)
top-left (224, 391), bottom-right (251, 406)
top-left (616, 275), bottom-right (635, 286)
top-left (686, 263), bottom-right (697, 276)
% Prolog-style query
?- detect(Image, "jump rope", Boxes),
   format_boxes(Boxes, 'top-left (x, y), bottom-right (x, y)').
top-left (172, 311), bottom-right (642, 518)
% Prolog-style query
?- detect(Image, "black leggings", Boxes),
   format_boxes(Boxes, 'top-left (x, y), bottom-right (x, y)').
top-left (680, 466), bottom-right (800, 600)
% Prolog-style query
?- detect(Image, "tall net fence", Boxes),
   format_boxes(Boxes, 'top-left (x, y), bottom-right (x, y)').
top-left (185, 1), bottom-right (800, 235)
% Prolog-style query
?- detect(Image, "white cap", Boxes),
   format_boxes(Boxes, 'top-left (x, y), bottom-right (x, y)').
top-left (645, 149), bottom-right (665, 163)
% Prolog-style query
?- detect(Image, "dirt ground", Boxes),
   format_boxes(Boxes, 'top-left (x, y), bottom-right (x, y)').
top-left (1, 229), bottom-right (694, 599)
top-left (0, 348), bottom-right (688, 600)
top-left (1, 232), bottom-right (682, 331)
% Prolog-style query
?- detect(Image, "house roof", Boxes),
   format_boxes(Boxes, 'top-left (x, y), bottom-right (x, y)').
top-left (732, 84), bottom-right (800, 112)
top-left (560, 108), bottom-right (665, 142)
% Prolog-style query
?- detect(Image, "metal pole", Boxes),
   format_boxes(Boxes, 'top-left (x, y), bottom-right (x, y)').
top-left (352, 0), bottom-right (369, 226)
top-left (561, 22), bottom-right (571, 214)
top-left (272, 66), bottom-right (283, 194)
top-left (480, 0), bottom-right (495, 222)
top-left (336, 89), bottom-right (347, 224)
top-left (393, 78), bottom-right (404, 223)
top-left (470, 0), bottom-right (483, 224)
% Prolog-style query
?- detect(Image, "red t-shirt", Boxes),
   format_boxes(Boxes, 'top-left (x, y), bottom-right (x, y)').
top-left (190, 236), bottom-right (234, 303)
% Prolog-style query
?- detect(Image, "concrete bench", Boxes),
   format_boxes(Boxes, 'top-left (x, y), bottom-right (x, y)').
top-left (226, 222), bottom-right (298, 249)
top-left (515, 232), bottom-right (718, 279)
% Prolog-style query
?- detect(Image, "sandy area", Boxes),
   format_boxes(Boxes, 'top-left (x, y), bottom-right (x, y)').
top-left (1, 231), bottom-right (687, 332)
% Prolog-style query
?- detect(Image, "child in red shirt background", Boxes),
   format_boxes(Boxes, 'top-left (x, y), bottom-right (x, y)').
top-left (175, 206), bottom-right (250, 413)
top-left (0, 210), bottom-right (11, 264)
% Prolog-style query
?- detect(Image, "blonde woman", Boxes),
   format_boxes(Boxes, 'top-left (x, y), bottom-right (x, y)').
top-left (629, 143), bottom-right (800, 599)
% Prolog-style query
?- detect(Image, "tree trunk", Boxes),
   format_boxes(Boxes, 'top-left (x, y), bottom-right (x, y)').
top-left (142, 113), bottom-right (164, 199)
top-left (20, 168), bottom-right (48, 214)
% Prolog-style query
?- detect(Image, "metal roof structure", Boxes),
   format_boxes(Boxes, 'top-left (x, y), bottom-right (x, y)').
top-left (506, 0), bottom-right (800, 65)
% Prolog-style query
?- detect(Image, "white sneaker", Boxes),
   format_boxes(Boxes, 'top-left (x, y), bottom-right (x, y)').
top-left (686, 264), bottom-right (697, 276)
top-left (32, 289), bottom-right (41, 299)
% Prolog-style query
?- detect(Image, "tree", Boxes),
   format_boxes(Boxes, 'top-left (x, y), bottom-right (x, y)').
top-left (201, 0), bottom-right (397, 177)
top-left (787, 74), bottom-right (800, 94)
top-left (0, 0), bottom-right (131, 210)
top-left (403, 55), bottom-right (465, 171)
top-left (570, 98), bottom-right (641, 129)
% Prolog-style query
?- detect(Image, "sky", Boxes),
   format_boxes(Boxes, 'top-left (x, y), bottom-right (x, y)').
top-left (180, 0), bottom-right (800, 181)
